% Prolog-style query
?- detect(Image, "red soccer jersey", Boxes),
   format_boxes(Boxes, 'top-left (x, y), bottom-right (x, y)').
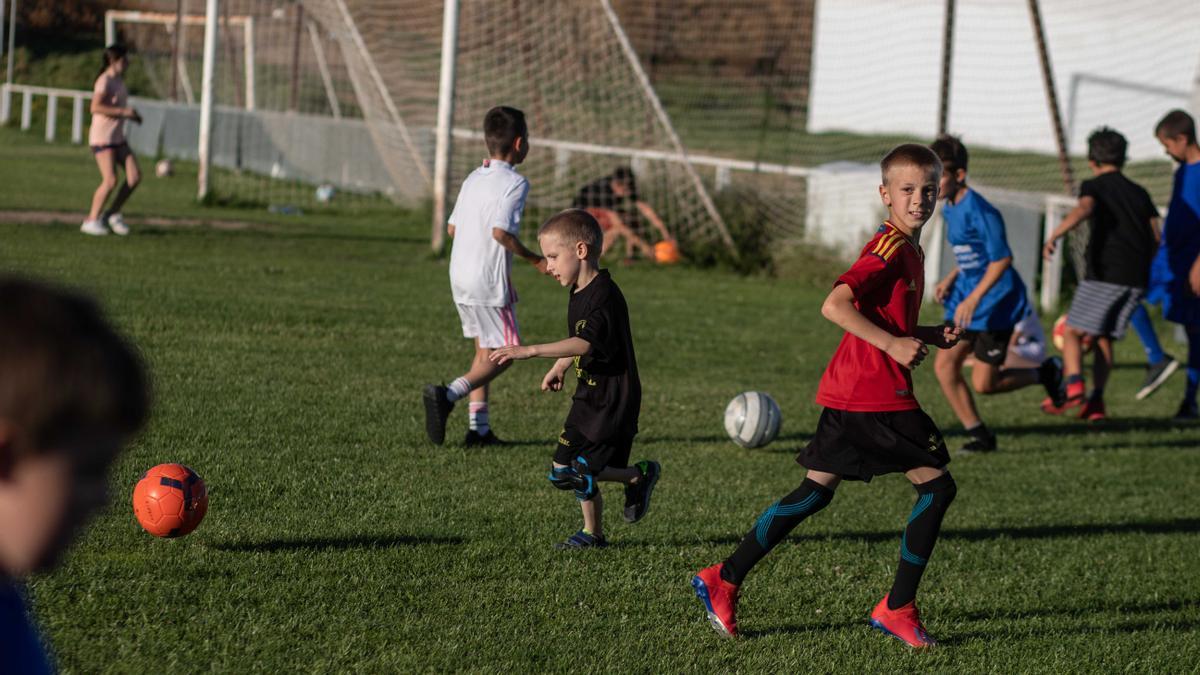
top-left (815, 222), bottom-right (925, 412)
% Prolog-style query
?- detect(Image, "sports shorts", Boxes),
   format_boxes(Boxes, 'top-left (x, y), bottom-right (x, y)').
top-left (960, 327), bottom-right (1014, 366)
top-left (1066, 280), bottom-right (1144, 339)
top-left (455, 302), bottom-right (520, 349)
top-left (553, 425), bottom-right (632, 474)
top-left (797, 408), bottom-right (950, 482)
top-left (90, 141), bottom-right (132, 161)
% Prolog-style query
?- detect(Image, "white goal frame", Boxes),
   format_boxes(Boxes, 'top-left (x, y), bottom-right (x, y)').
top-left (105, 9), bottom-right (256, 110)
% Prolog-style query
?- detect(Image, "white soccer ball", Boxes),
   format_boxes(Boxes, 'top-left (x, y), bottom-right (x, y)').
top-left (155, 159), bottom-right (173, 178)
top-left (315, 184), bottom-right (336, 203)
top-left (724, 391), bottom-right (782, 449)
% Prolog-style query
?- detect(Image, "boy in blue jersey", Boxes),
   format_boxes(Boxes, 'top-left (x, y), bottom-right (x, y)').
top-left (930, 136), bottom-right (1063, 452)
top-left (0, 277), bottom-right (149, 672)
top-left (1154, 110), bottom-right (1200, 419)
top-left (1042, 127), bottom-right (1161, 421)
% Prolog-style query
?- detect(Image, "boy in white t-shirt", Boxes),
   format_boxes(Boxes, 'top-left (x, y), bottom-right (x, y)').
top-left (423, 106), bottom-right (547, 446)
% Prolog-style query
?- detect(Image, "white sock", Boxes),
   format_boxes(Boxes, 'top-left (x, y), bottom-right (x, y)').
top-left (446, 377), bottom-right (472, 402)
top-left (469, 402), bottom-right (489, 434)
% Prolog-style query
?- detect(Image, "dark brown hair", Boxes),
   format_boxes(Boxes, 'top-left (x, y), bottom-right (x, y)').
top-left (930, 134), bottom-right (968, 174)
top-left (881, 143), bottom-right (943, 184)
top-left (1155, 109), bottom-right (1196, 145)
top-left (539, 209), bottom-right (603, 261)
top-left (98, 44), bottom-right (127, 77)
top-left (1087, 126), bottom-right (1128, 168)
top-left (483, 106), bottom-right (527, 157)
top-left (0, 277), bottom-right (149, 458)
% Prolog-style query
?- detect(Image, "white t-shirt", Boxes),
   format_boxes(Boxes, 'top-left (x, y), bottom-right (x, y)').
top-left (448, 160), bottom-right (530, 307)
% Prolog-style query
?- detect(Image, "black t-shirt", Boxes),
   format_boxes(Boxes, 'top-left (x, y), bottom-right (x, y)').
top-left (1080, 172), bottom-right (1159, 287)
top-left (565, 270), bottom-right (641, 441)
top-left (572, 177), bottom-right (641, 227)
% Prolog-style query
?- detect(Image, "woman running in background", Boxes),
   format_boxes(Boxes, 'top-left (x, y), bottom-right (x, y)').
top-left (83, 44), bottom-right (141, 236)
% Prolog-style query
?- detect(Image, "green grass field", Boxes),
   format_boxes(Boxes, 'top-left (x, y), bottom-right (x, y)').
top-left (2, 125), bottom-right (1199, 672)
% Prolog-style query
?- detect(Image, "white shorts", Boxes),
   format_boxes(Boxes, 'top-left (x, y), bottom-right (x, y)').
top-left (456, 303), bottom-right (521, 348)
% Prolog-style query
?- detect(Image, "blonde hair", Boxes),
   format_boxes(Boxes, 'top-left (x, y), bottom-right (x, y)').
top-left (538, 209), bottom-right (603, 261)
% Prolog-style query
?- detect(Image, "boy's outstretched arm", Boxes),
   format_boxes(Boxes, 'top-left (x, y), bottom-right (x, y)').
top-left (489, 337), bottom-right (591, 366)
top-left (635, 201), bottom-right (674, 242)
top-left (1042, 196), bottom-right (1095, 260)
top-left (821, 284), bottom-right (929, 369)
top-left (493, 228), bottom-right (549, 274)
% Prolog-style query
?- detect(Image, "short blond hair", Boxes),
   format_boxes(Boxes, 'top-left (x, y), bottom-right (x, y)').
top-left (538, 209), bottom-right (603, 261)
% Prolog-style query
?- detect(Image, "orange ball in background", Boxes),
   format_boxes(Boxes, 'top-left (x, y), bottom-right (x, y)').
top-left (654, 240), bottom-right (681, 265)
top-left (132, 464), bottom-right (208, 538)
top-left (1051, 314), bottom-right (1094, 354)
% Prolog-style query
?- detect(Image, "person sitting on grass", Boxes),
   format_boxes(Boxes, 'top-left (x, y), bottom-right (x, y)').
top-left (1042, 127), bottom-right (1161, 422)
top-left (0, 276), bottom-right (149, 672)
top-left (490, 209), bottom-right (660, 549)
top-left (929, 135), bottom-right (1064, 454)
top-left (572, 167), bottom-right (675, 260)
top-left (691, 144), bottom-right (961, 648)
top-left (83, 44), bottom-right (143, 237)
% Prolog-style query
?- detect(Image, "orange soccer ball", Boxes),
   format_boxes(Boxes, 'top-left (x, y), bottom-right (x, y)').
top-left (1051, 314), bottom-right (1094, 354)
top-left (132, 464), bottom-right (209, 538)
top-left (654, 240), bottom-right (681, 265)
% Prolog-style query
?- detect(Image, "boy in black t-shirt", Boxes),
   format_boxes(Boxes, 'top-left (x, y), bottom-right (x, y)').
top-left (1042, 127), bottom-right (1161, 421)
top-left (490, 209), bottom-right (661, 549)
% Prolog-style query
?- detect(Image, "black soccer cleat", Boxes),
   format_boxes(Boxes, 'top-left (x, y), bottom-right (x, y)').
top-left (464, 429), bottom-right (505, 447)
top-left (622, 460), bottom-right (661, 523)
top-left (957, 430), bottom-right (997, 456)
top-left (422, 384), bottom-right (454, 445)
top-left (1136, 355), bottom-right (1180, 401)
top-left (1038, 356), bottom-right (1065, 407)
top-left (554, 530), bottom-right (608, 550)
top-left (1172, 398), bottom-right (1199, 422)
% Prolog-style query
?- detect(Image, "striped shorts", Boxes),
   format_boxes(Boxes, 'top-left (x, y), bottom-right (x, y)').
top-left (455, 302), bottom-right (520, 349)
top-left (1066, 280), bottom-right (1145, 339)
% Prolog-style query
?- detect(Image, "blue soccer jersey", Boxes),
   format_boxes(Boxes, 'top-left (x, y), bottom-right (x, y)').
top-left (1162, 160), bottom-right (1200, 325)
top-left (0, 581), bottom-right (54, 675)
top-left (942, 189), bottom-right (1029, 330)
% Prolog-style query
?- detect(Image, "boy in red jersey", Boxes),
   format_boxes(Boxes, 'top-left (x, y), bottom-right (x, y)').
top-left (691, 144), bottom-right (961, 648)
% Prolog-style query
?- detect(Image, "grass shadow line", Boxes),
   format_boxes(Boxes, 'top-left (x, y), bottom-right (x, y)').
top-left (212, 534), bottom-right (464, 553)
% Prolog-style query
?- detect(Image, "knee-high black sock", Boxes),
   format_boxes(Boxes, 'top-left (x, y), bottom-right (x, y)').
top-left (720, 478), bottom-right (835, 585)
top-left (888, 473), bottom-right (957, 609)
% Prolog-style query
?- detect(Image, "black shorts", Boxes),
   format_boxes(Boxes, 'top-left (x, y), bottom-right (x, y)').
top-left (961, 327), bottom-right (1013, 366)
top-left (796, 408), bottom-right (950, 482)
top-left (90, 141), bottom-right (133, 161)
top-left (553, 426), bottom-right (632, 474)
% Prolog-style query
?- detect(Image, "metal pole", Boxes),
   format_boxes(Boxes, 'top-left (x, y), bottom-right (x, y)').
top-left (1, 0), bottom-right (7, 84)
top-left (431, 0), bottom-right (459, 253)
top-left (169, 0), bottom-right (183, 100)
top-left (6, 0), bottom-right (16, 86)
top-left (288, 4), bottom-right (304, 111)
top-left (1027, 0), bottom-right (1074, 195)
top-left (937, 0), bottom-right (956, 136)
top-left (197, 0), bottom-right (218, 200)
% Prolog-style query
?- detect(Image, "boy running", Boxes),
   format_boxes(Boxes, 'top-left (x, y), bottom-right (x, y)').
top-left (930, 135), bottom-right (1063, 452)
top-left (691, 145), bottom-right (960, 648)
top-left (490, 209), bottom-right (660, 549)
top-left (1153, 109), bottom-right (1200, 419)
top-left (1042, 127), bottom-right (1161, 421)
top-left (423, 106), bottom-right (547, 446)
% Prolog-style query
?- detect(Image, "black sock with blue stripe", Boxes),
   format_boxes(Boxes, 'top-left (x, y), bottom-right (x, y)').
top-left (721, 478), bottom-right (835, 585)
top-left (888, 473), bottom-right (957, 609)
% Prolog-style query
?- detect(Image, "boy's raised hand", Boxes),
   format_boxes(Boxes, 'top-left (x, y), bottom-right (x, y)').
top-left (489, 345), bottom-right (533, 366)
top-left (886, 336), bottom-right (929, 369)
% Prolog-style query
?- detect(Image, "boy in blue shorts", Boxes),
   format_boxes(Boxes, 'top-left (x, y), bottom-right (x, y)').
top-left (1043, 127), bottom-right (1161, 421)
top-left (0, 277), bottom-right (149, 672)
top-left (691, 145), bottom-right (961, 648)
top-left (930, 135), bottom-right (1063, 452)
top-left (490, 209), bottom-right (660, 548)
top-left (1153, 109), bottom-right (1200, 419)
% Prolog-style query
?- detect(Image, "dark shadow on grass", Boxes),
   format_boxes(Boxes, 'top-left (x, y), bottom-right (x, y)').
top-left (678, 517), bottom-right (1200, 547)
top-left (213, 534), bottom-right (464, 553)
top-left (986, 417), bottom-right (1191, 437)
top-left (940, 596), bottom-right (1200, 644)
top-left (638, 431), bottom-right (813, 446)
top-left (738, 618), bottom-right (862, 639)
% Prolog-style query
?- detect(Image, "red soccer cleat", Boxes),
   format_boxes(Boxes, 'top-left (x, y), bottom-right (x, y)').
top-left (691, 563), bottom-right (739, 638)
top-left (869, 595), bottom-right (937, 648)
top-left (1041, 392), bottom-right (1084, 416)
top-left (1078, 397), bottom-right (1106, 422)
